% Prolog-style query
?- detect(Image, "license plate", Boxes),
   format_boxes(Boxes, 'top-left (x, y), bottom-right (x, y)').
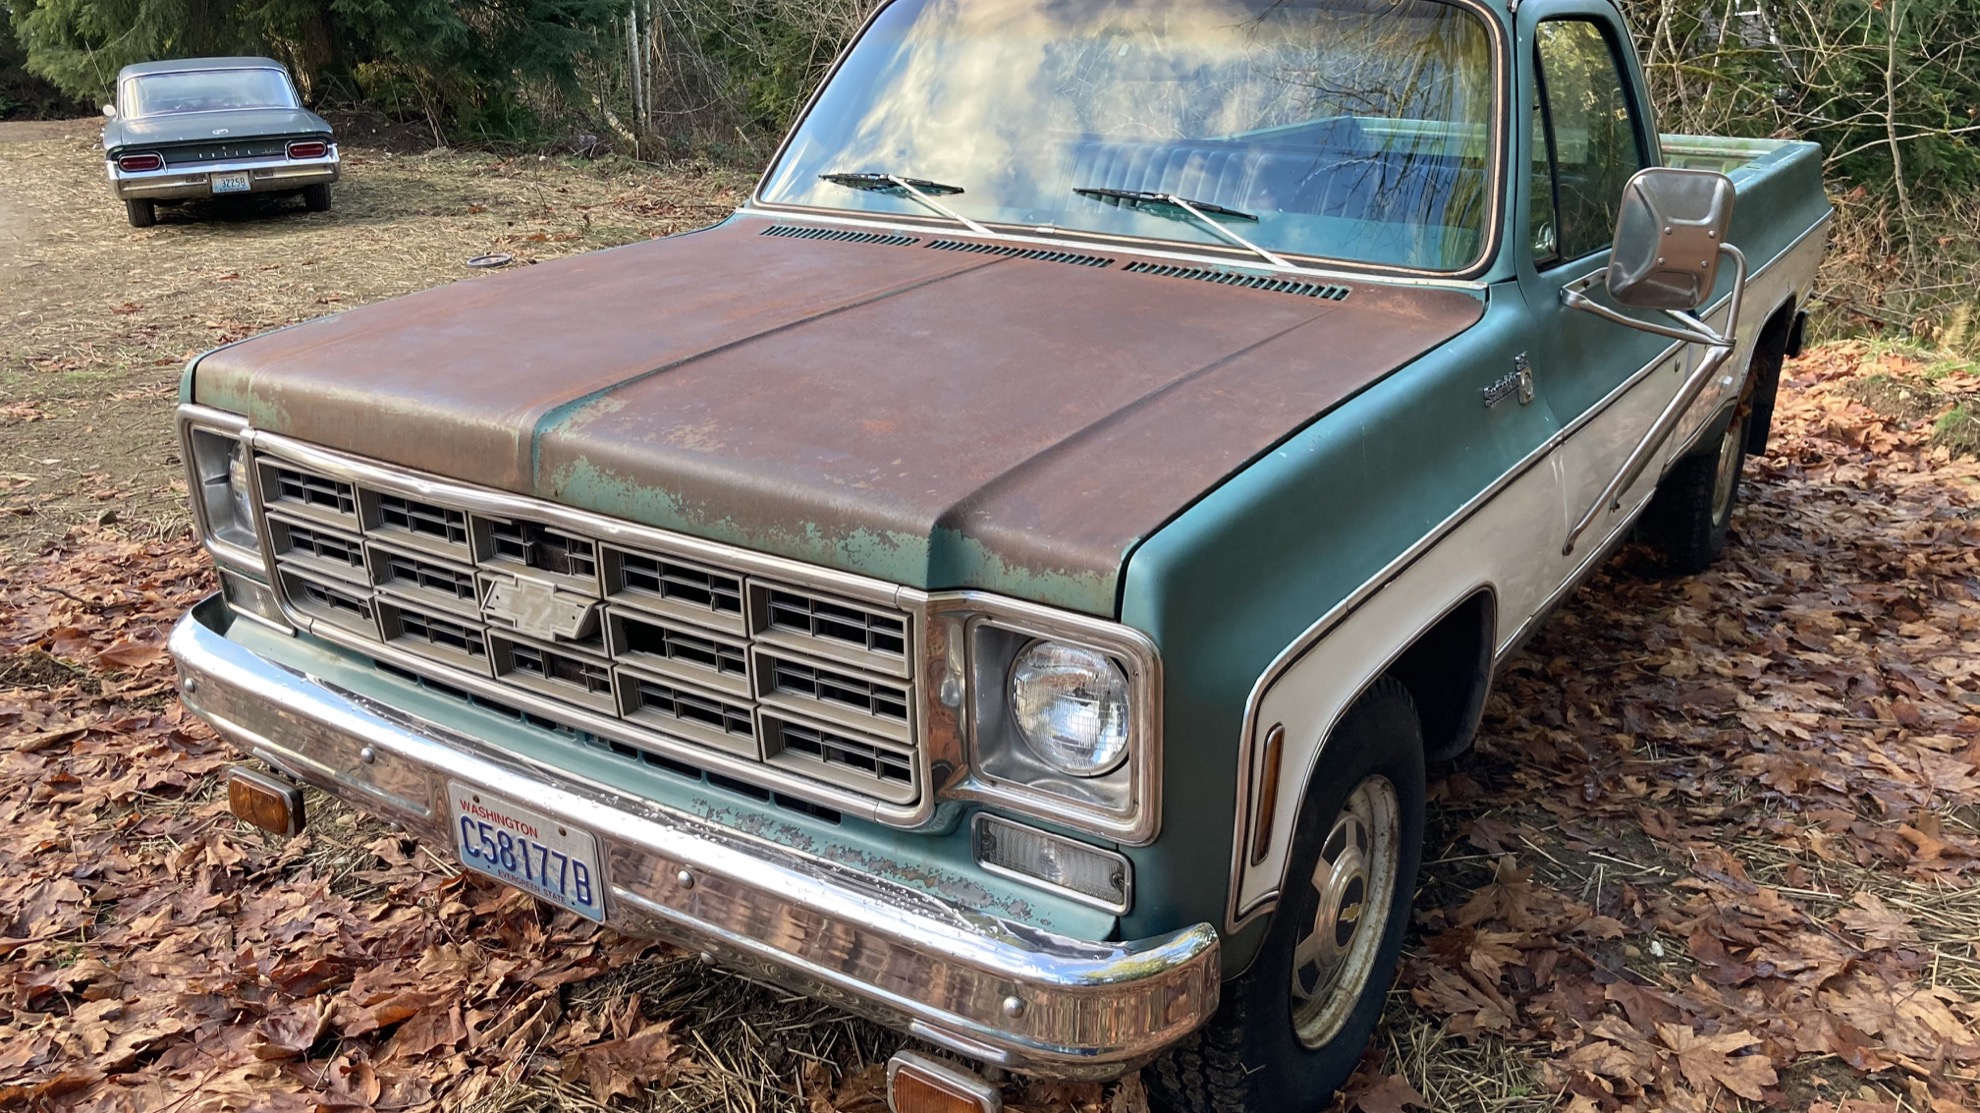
top-left (448, 782), bottom-right (606, 921)
top-left (211, 171), bottom-right (251, 194)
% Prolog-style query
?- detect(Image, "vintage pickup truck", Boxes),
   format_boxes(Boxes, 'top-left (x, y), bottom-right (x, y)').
top-left (166, 0), bottom-right (1829, 1108)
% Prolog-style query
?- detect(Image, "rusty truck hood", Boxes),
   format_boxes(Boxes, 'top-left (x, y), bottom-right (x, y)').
top-left (193, 218), bottom-right (1482, 614)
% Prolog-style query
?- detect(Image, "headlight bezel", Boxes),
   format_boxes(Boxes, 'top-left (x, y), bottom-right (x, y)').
top-left (936, 598), bottom-right (1161, 845)
top-left (178, 409), bottom-right (266, 573)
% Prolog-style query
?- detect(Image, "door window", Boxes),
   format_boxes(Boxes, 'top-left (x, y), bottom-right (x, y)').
top-left (1530, 20), bottom-right (1645, 264)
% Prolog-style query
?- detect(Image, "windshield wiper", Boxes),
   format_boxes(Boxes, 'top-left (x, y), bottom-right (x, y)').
top-left (1072, 187), bottom-right (1294, 271)
top-left (820, 171), bottom-right (991, 236)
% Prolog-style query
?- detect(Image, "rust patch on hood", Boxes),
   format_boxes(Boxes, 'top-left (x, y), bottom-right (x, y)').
top-left (195, 218), bottom-right (1482, 613)
top-left (193, 224), bottom-right (992, 492)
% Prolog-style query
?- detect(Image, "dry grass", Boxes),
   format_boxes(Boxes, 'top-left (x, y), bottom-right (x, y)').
top-left (0, 123), bottom-right (750, 559)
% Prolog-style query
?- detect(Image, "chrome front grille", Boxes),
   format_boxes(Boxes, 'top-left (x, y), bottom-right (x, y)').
top-left (255, 449), bottom-right (923, 808)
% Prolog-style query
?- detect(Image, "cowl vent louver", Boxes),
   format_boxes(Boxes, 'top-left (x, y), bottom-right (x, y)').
top-left (760, 225), bottom-right (918, 246)
top-left (1122, 261), bottom-right (1350, 300)
top-left (925, 240), bottom-right (1113, 267)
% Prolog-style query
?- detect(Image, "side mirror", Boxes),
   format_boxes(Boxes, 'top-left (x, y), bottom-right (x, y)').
top-left (101, 104), bottom-right (118, 119)
top-left (1606, 167), bottom-right (1736, 311)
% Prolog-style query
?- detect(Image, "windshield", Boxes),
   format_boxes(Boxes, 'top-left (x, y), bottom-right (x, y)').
top-left (124, 69), bottom-right (298, 117)
top-left (759, 0), bottom-right (1499, 273)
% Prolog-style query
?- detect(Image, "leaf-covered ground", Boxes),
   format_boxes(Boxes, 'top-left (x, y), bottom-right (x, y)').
top-left (1378, 343), bottom-right (1980, 1113)
top-left (1, 122), bottom-right (1976, 1110)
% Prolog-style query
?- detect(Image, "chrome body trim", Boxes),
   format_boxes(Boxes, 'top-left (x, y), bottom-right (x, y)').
top-left (1221, 209), bottom-right (1831, 932)
top-left (941, 603), bottom-right (1162, 844)
top-left (108, 149), bottom-right (340, 200)
top-left (175, 406), bottom-right (1162, 842)
top-left (170, 595), bottom-right (1217, 1078)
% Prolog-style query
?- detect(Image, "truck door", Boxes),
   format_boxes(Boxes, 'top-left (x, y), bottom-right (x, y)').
top-left (1517, 10), bottom-right (1685, 565)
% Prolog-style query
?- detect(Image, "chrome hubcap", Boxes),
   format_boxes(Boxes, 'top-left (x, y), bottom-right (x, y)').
top-left (1711, 418), bottom-right (1743, 525)
top-left (1290, 776), bottom-right (1400, 1049)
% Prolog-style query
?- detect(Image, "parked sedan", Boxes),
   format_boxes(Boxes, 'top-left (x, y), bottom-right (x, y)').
top-left (102, 57), bottom-right (339, 228)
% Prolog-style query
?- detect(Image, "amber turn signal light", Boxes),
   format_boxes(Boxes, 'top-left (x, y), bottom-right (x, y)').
top-left (228, 766), bottom-right (305, 836)
top-left (885, 1052), bottom-right (1001, 1113)
top-left (1249, 722), bottom-right (1285, 866)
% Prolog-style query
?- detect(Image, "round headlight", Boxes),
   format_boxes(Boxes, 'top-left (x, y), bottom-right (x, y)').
top-left (226, 441), bottom-right (254, 528)
top-left (1009, 641), bottom-right (1131, 776)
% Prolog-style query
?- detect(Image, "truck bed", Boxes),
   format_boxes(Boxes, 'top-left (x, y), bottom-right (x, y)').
top-left (1662, 133), bottom-right (1831, 272)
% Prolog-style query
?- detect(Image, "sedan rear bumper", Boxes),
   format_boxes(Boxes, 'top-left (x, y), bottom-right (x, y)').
top-left (168, 595), bottom-right (1220, 1079)
top-left (108, 154), bottom-right (339, 200)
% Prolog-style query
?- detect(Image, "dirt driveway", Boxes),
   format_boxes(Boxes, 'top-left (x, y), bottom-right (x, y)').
top-left (1, 122), bottom-right (1978, 1113)
top-left (0, 121), bottom-right (747, 560)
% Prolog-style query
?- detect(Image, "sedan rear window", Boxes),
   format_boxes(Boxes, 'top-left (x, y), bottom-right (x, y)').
top-left (124, 69), bottom-right (298, 117)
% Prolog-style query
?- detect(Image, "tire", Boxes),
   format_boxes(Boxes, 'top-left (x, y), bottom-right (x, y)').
top-left (125, 198), bottom-right (156, 228)
top-left (303, 183), bottom-right (332, 213)
top-left (1147, 678), bottom-right (1426, 1113)
top-left (1638, 404), bottom-right (1750, 575)
top-left (1743, 330), bottom-right (1787, 457)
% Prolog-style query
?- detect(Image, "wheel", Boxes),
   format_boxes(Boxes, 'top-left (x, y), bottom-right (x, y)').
top-left (1639, 404), bottom-right (1750, 575)
top-left (1146, 678), bottom-right (1426, 1113)
top-left (303, 183), bottom-right (332, 212)
top-left (125, 198), bottom-right (156, 227)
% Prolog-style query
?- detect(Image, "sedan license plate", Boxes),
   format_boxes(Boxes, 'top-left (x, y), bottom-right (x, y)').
top-left (449, 782), bottom-right (605, 921)
top-left (211, 171), bottom-right (251, 194)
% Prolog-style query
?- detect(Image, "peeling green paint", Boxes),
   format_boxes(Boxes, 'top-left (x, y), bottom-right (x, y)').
top-left (924, 525), bottom-right (1124, 614)
top-left (541, 456), bottom-right (1123, 613)
top-left (545, 454), bottom-right (931, 580)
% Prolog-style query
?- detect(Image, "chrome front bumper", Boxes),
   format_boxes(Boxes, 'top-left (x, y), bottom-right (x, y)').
top-left (169, 595), bottom-right (1219, 1079)
top-left (109, 154), bottom-right (339, 200)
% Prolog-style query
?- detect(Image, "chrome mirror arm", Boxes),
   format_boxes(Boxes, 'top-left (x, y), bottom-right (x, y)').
top-left (1560, 243), bottom-right (1748, 556)
top-left (1563, 284), bottom-right (1726, 346)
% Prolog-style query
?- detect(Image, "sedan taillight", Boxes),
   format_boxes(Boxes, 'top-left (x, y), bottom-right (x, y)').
top-left (117, 153), bottom-right (164, 172)
top-left (287, 140), bottom-right (329, 159)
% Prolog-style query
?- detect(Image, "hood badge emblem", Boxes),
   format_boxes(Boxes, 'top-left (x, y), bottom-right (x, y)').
top-left (1483, 353), bottom-right (1535, 408)
top-left (212, 127), bottom-right (230, 136)
top-left (483, 574), bottom-right (598, 642)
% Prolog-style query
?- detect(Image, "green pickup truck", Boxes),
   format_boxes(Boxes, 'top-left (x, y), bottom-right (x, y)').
top-left (167, 0), bottom-right (1830, 1107)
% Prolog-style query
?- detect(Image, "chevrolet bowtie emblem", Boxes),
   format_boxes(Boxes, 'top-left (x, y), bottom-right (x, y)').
top-left (483, 575), bottom-right (598, 642)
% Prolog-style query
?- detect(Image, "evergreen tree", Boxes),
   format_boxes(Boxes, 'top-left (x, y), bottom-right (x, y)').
top-left (8, 0), bottom-right (622, 139)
